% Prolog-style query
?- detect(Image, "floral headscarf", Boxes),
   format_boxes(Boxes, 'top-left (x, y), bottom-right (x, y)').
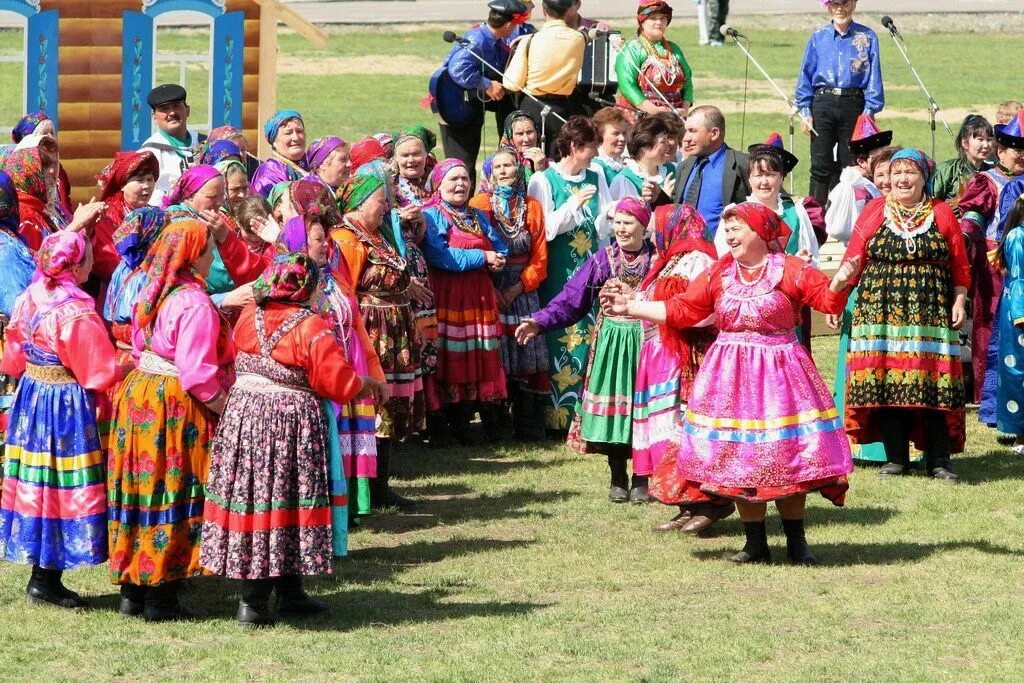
top-left (394, 125), bottom-right (437, 154)
top-left (305, 136), bottom-right (346, 172)
top-left (252, 252), bottom-right (320, 306)
top-left (162, 164), bottom-right (222, 209)
top-left (30, 230), bottom-right (92, 314)
top-left (6, 147), bottom-right (49, 202)
top-left (96, 151), bottom-right (159, 201)
top-left (11, 112), bottom-right (50, 144)
top-left (113, 206), bottom-right (166, 270)
top-left (207, 125), bottom-right (244, 145)
top-left (216, 159), bottom-right (247, 179)
top-left (267, 181), bottom-right (291, 210)
top-left (643, 204), bottom-right (713, 289)
top-left (637, 0), bottom-right (673, 23)
top-left (427, 158), bottom-right (467, 195)
top-left (723, 202), bottom-right (792, 253)
top-left (613, 196), bottom-right (652, 228)
top-left (291, 177), bottom-right (342, 227)
top-left (338, 173), bottom-right (385, 213)
top-left (264, 109), bottom-right (303, 144)
top-left (483, 146), bottom-right (527, 218)
top-left (198, 140), bottom-right (242, 167)
top-left (0, 170), bottom-right (20, 233)
top-left (136, 220), bottom-right (209, 330)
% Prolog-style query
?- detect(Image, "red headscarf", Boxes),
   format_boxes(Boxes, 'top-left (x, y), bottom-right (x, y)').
top-left (722, 202), bottom-right (792, 254)
top-left (642, 203), bottom-right (714, 290)
top-left (96, 151), bottom-right (159, 217)
top-left (348, 138), bottom-right (387, 172)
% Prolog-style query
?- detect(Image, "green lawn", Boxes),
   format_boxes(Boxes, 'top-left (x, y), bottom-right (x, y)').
top-left (1, 18), bottom-right (1024, 681)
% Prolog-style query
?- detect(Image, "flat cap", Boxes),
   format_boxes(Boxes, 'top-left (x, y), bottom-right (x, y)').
top-left (147, 83), bottom-right (188, 108)
top-left (489, 0), bottom-right (527, 14)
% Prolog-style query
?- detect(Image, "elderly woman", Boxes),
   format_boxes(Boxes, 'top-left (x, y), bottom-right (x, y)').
top-left (252, 110), bottom-right (308, 199)
top-left (422, 159), bottom-right (509, 437)
top-left (10, 112), bottom-right (73, 221)
top-left (604, 203), bottom-right (856, 565)
top-left (335, 173), bottom-right (424, 509)
top-left (469, 147), bottom-right (549, 441)
top-left (197, 141), bottom-right (252, 215)
top-left (0, 174), bottom-right (35, 449)
top-left (614, 0), bottom-right (693, 119)
top-left (841, 149), bottom-right (970, 482)
top-left (589, 107), bottom-right (631, 186)
top-left (608, 115), bottom-right (676, 201)
top-left (715, 135), bottom-right (825, 350)
top-left (201, 254), bottom-right (364, 627)
top-left (108, 221), bottom-right (235, 622)
top-left (499, 111), bottom-right (549, 180)
top-left (92, 151), bottom-right (160, 282)
top-left (7, 147), bottom-right (104, 251)
top-left (305, 136), bottom-right (351, 193)
top-left (518, 197), bottom-right (654, 502)
top-left (527, 116), bottom-right (612, 432)
top-left (933, 114), bottom-right (994, 217)
top-left (0, 231), bottom-right (117, 607)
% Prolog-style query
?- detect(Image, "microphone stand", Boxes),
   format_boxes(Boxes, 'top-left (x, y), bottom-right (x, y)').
top-left (445, 35), bottom-right (567, 148)
top-left (727, 32), bottom-right (811, 194)
top-left (884, 27), bottom-right (952, 160)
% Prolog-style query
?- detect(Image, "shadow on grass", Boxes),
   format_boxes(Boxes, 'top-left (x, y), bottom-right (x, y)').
top-left (393, 443), bottom-right (575, 480)
top-left (691, 505), bottom-right (901, 539)
top-left (954, 450), bottom-right (1024, 484)
top-left (690, 539), bottom-right (1021, 566)
top-left (340, 537), bottom-right (534, 585)
top-left (364, 487), bottom-right (581, 533)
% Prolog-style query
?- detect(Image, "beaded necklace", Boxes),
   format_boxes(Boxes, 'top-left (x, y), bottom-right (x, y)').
top-left (639, 36), bottom-right (679, 85)
top-left (342, 215), bottom-right (407, 271)
top-left (884, 195), bottom-right (934, 255)
top-left (440, 201), bottom-right (484, 237)
top-left (490, 192), bottom-right (526, 242)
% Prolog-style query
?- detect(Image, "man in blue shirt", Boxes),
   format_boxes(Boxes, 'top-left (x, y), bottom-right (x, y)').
top-left (795, 0), bottom-right (884, 206)
top-left (438, 0), bottom-right (526, 186)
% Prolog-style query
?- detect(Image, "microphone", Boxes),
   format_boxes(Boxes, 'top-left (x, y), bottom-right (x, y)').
top-left (443, 31), bottom-right (469, 45)
top-left (585, 27), bottom-right (607, 41)
top-left (880, 15), bottom-right (903, 41)
top-left (720, 24), bottom-right (746, 40)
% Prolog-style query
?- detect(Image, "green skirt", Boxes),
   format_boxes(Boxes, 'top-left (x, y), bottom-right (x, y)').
top-left (579, 317), bottom-right (643, 445)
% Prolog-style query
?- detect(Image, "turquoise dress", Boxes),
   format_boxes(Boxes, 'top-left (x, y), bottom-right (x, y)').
top-left (996, 224), bottom-right (1024, 435)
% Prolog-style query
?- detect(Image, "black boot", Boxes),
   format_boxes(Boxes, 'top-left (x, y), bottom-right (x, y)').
top-left (426, 411), bottom-right (454, 448)
top-left (781, 518), bottom-right (817, 565)
top-left (479, 402), bottom-right (508, 442)
top-left (512, 387), bottom-right (543, 442)
top-left (447, 403), bottom-right (477, 446)
top-left (238, 578), bottom-right (276, 628)
top-left (924, 412), bottom-right (958, 482)
top-left (629, 474), bottom-right (651, 503)
top-left (729, 521), bottom-right (772, 564)
top-left (371, 439), bottom-right (416, 511)
top-left (276, 575), bottom-right (329, 617)
top-left (808, 177), bottom-right (830, 209)
top-left (119, 583), bottom-right (147, 617)
top-left (26, 565), bottom-right (86, 609)
top-left (144, 580), bottom-right (194, 622)
top-left (608, 455), bottom-right (629, 503)
top-left (879, 409), bottom-right (911, 478)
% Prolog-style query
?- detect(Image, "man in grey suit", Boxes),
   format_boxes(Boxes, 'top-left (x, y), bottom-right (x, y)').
top-left (646, 105), bottom-right (750, 235)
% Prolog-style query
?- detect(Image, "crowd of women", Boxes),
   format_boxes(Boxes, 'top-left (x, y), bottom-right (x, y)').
top-left (0, 0), bottom-right (1023, 629)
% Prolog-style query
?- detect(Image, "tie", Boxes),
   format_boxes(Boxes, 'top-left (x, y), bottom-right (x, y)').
top-left (684, 156), bottom-right (709, 207)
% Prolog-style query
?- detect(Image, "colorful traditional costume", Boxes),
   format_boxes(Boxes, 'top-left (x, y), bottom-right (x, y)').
top-left (8, 148), bottom-right (61, 252)
top-left (0, 173), bottom-right (34, 454)
top-left (527, 164), bottom-right (612, 430)
top-left (995, 217), bottom-right (1024, 437)
top-left (201, 254), bottom-right (361, 584)
top-left (251, 110), bottom-right (307, 199)
top-left (91, 151), bottom-right (160, 282)
top-left (0, 231), bottom-right (117, 605)
top-left (841, 150), bottom-right (970, 473)
top-left (615, 1), bottom-right (693, 118)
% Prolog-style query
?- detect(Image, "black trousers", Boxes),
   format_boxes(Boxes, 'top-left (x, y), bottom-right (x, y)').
top-left (808, 89), bottom-right (865, 205)
top-left (878, 407), bottom-right (952, 470)
top-left (438, 97), bottom-right (516, 188)
top-left (707, 0), bottom-right (729, 42)
top-left (518, 94), bottom-right (586, 161)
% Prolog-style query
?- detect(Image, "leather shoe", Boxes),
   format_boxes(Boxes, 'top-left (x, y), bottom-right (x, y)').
top-left (237, 601), bottom-right (276, 628)
top-left (729, 548), bottom-right (772, 564)
top-left (277, 594), bottom-right (330, 617)
top-left (651, 510), bottom-right (694, 532)
top-left (629, 485), bottom-right (651, 503)
top-left (878, 463), bottom-right (907, 478)
top-left (608, 485), bottom-right (629, 503)
top-left (930, 467), bottom-right (959, 482)
top-left (26, 583), bottom-right (86, 609)
top-left (680, 502), bottom-right (735, 534)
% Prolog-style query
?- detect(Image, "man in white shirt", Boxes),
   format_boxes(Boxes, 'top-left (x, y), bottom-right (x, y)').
top-left (137, 84), bottom-right (205, 206)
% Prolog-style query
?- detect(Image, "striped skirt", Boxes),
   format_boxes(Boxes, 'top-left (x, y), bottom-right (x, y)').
top-left (0, 364), bottom-right (107, 569)
top-left (201, 375), bottom-right (333, 579)
top-left (107, 360), bottom-right (216, 586)
top-left (430, 268), bottom-right (507, 404)
top-left (632, 333), bottom-right (683, 476)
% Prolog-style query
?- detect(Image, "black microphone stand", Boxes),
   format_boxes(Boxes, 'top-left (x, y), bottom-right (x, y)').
top-left (443, 34), bottom-right (567, 149)
top-left (884, 24), bottom-right (952, 159)
top-left (727, 31), bottom-right (812, 194)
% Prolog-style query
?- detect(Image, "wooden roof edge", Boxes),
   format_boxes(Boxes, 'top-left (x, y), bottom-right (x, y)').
top-left (251, 0), bottom-right (328, 48)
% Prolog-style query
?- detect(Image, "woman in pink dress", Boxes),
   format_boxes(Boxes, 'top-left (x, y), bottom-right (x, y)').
top-left (604, 202), bottom-right (860, 564)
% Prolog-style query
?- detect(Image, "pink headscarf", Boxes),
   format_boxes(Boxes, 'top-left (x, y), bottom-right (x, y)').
top-left (613, 196), bottom-right (652, 228)
top-left (28, 230), bottom-right (92, 314)
top-left (425, 158), bottom-right (467, 208)
top-left (162, 164), bottom-right (222, 209)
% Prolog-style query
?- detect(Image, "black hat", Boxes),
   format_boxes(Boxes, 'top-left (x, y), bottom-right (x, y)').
top-left (489, 0), bottom-right (527, 14)
top-left (748, 132), bottom-right (799, 176)
top-left (147, 83), bottom-right (188, 109)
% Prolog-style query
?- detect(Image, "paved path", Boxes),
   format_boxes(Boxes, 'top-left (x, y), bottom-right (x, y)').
top-left (285, 0), bottom-right (1022, 25)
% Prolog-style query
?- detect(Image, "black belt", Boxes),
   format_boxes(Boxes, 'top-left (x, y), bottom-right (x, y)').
top-left (534, 93), bottom-right (572, 101)
top-left (815, 87), bottom-right (863, 97)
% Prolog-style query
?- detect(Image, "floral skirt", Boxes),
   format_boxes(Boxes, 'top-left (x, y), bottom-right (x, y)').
top-left (201, 383), bottom-right (333, 579)
top-left (360, 298), bottom-right (426, 439)
top-left (0, 369), bottom-right (106, 569)
top-left (107, 369), bottom-right (216, 586)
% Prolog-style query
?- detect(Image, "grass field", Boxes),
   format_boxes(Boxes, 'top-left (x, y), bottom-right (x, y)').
top-left (1, 15), bottom-right (1023, 682)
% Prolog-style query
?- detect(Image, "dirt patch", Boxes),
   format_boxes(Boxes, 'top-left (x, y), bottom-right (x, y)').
top-left (278, 53), bottom-right (437, 76)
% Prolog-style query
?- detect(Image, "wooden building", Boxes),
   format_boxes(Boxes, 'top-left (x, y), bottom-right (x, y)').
top-left (5, 0), bottom-right (325, 202)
